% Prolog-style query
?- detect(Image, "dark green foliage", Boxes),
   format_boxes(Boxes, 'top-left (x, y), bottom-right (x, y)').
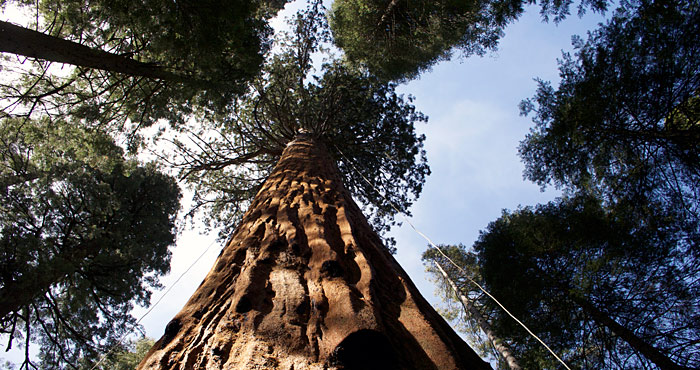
top-left (164, 3), bottom-right (430, 250)
top-left (329, 0), bottom-right (611, 81)
top-left (474, 196), bottom-right (699, 369)
top-left (0, 2), bottom-right (428, 365)
top-left (475, 2), bottom-right (700, 367)
top-left (519, 0), bottom-right (700, 252)
top-left (0, 118), bottom-right (180, 368)
top-left (1, 0), bottom-right (286, 144)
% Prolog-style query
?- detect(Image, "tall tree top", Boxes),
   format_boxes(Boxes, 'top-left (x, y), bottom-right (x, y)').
top-left (164, 3), bottom-right (430, 250)
top-left (329, 0), bottom-right (611, 81)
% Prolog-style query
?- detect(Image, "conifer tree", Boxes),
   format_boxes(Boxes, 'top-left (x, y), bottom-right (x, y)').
top-left (136, 4), bottom-right (490, 369)
top-left (0, 0), bottom-right (286, 143)
top-left (423, 245), bottom-right (521, 370)
top-left (162, 4), bottom-right (429, 248)
top-left (0, 118), bottom-right (181, 368)
top-left (473, 196), bottom-right (698, 369)
top-left (422, 195), bottom-right (699, 370)
top-left (329, 0), bottom-right (611, 80)
top-left (519, 0), bottom-right (700, 254)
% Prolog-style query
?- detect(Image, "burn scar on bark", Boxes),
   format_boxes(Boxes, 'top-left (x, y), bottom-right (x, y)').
top-left (321, 260), bottom-right (344, 278)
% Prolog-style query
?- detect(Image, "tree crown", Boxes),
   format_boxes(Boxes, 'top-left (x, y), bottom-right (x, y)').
top-left (0, 118), bottom-right (181, 367)
top-left (329, 0), bottom-right (612, 81)
top-left (165, 3), bottom-right (430, 249)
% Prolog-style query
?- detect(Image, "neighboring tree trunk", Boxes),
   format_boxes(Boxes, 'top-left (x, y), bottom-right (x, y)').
top-left (0, 264), bottom-right (64, 319)
top-left (572, 296), bottom-right (694, 370)
top-left (0, 242), bottom-right (94, 320)
top-left (432, 261), bottom-right (521, 370)
top-left (379, 0), bottom-right (401, 27)
top-left (0, 20), bottom-right (180, 80)
top-left (138, 134), bottom-right (492, 369)
top-left (542, 270), bottom-right (692, 370)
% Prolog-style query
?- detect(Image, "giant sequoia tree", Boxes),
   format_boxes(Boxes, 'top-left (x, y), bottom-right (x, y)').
top-left (161, 6), bottom-right (430, 248)
top-left (136, 5), bottom-right (490, 369)
top-left (139, 133), bottom-right (490, 369)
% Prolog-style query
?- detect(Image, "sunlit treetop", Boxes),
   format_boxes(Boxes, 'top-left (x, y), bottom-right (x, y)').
top-left (162, 3), bottom-right (430, 251)
top-left (328, 0), bottom-right (611, 81)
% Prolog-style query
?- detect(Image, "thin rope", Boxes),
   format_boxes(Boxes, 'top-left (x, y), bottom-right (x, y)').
top-left (89, 236), bottom-right (220, 370)
top-left (334, 144), bottom-right (572, 370)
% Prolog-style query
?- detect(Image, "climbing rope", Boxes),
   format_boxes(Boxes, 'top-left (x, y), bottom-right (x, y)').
top-left (89, 236), bottom-right (221, 370)
top-left (334, 144), bottom-right (572, 370)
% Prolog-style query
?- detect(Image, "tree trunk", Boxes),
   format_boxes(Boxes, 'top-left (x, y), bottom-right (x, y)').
top-left (138, 133), bottom-right (491, 369)
top-left (572, 296), bottom-right (693, 370)
top-left (378, 0), bottom-right (401, 27)
top-left (0, 21), bottom-right (180, 80)
top-left (0, 242), bottom-right (95, 320)
top-left (432, 261), bottom-right (521, 370)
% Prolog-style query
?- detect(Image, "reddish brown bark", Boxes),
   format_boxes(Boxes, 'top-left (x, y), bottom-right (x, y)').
top-left (138, 133), bottom-right (491, 369)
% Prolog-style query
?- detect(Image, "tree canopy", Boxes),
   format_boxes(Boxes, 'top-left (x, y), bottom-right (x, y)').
top-left (474, 196), bottom-right (699, 369)
top-left (329, 0), bottom-right (611, 81)
top-left (9, 0), bottom-right (700, 368)
top-left (0, 118), bottom-right (180, 368)
top-left (162, 3), bottom-right (430, 249)
top-left (0, 0), bottom-right (287, 145)
top-left (429, 196), bottom-right (698, 369)
top-left (421, 2), bottom-right (700, 368)
top-left (519, 0), bottom-right (700, 251)
top-left (0, 2), bottom-right (434, 366)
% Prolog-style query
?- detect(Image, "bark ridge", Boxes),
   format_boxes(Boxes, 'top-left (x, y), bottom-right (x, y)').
top-left (138, 134), bottom-right (491, 370)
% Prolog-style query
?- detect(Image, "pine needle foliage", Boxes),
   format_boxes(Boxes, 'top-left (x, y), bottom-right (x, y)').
top-left (162, 3), bottom-right (430, 250)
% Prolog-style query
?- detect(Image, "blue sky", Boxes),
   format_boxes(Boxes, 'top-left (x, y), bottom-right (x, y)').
top-left (390, 7), bottom-right (608, 299)
top-left (0, 0), bottom-right (609, 365)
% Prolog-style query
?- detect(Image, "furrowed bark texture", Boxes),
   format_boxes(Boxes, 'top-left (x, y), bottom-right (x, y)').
top-left (138, 134), bottom-right (491, 370)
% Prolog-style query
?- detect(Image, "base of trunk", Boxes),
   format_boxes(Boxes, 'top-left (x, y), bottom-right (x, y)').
top-left (138, 134), bottom-right (491, 370)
